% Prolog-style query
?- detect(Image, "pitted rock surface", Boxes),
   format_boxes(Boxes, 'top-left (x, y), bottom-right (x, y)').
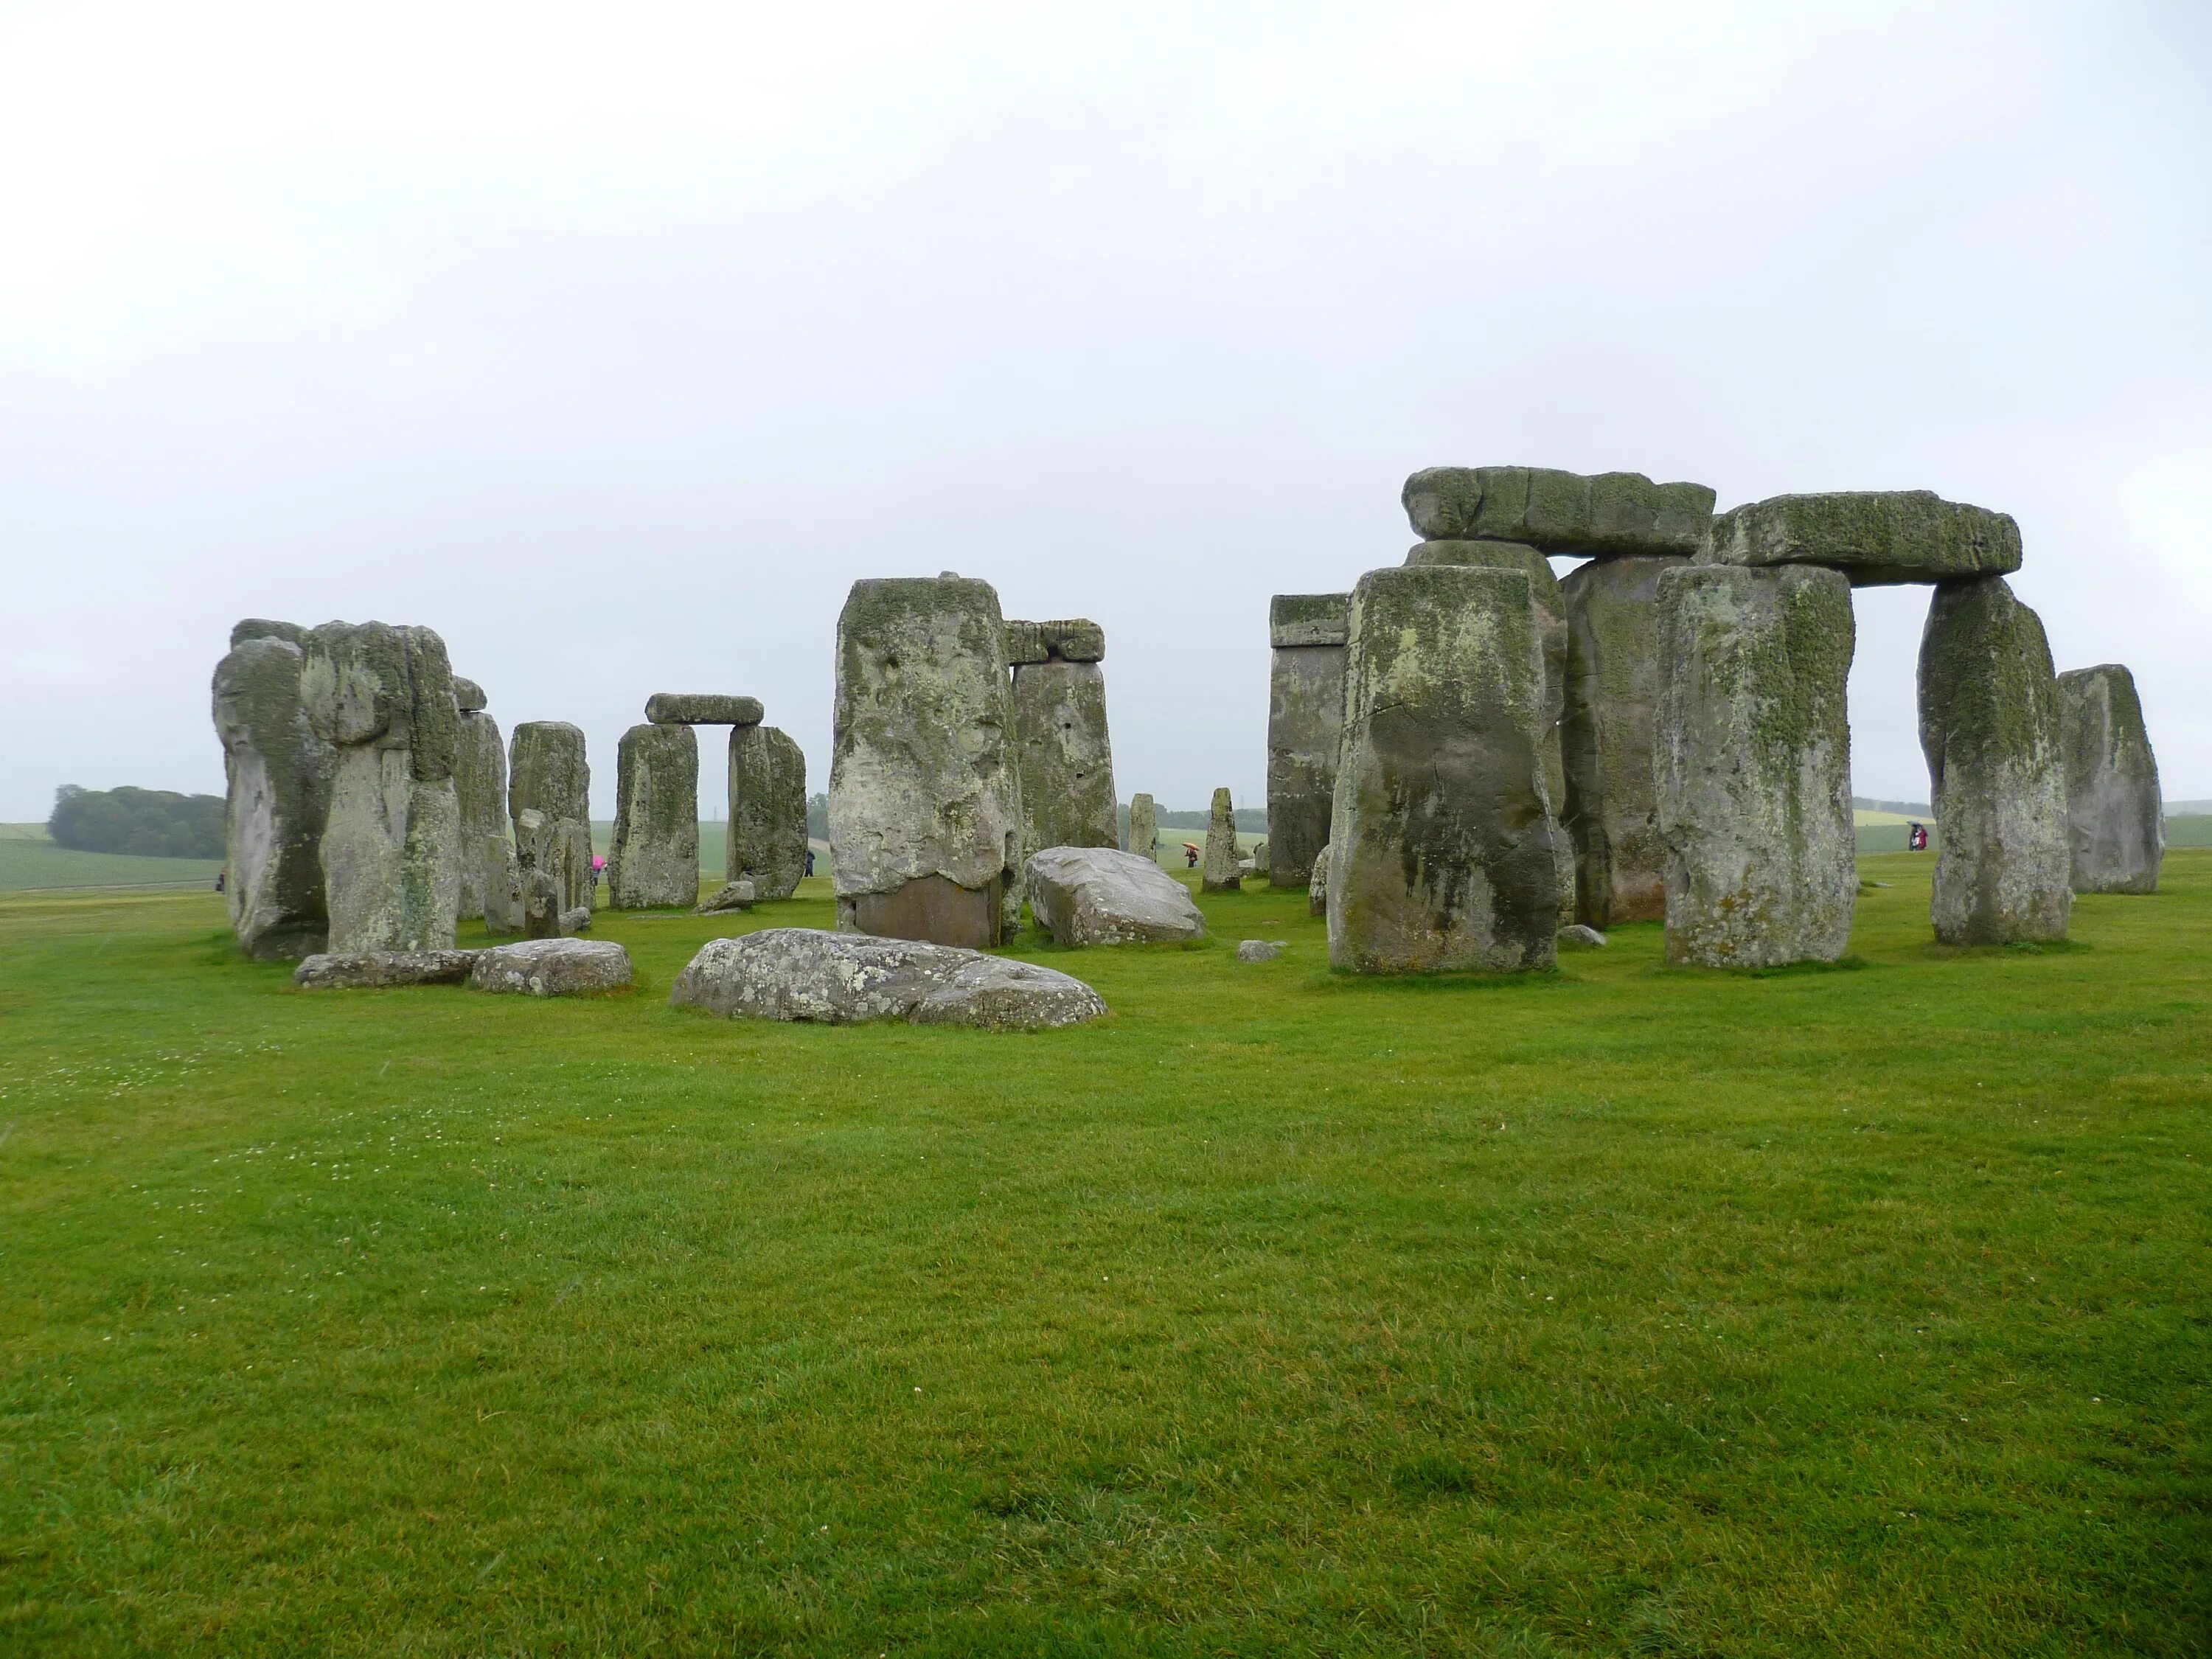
top-left (470, 938), bottom-right (632, 996)
top-left (1024, 846), bottom-right (1206, 945)
top-left (293, 950), bottom-right (479, 989)
top-left (670, 929), bottom-right (1107, 1030)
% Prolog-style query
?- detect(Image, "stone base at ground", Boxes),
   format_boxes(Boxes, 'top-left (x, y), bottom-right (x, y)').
top-left (1024, 846), bottom-right (1207, 944)
top-left (293, 950), bottom-right (479, 989)
top-left (1234, 939), bottom-right (1285, 963)
top-left (469, 938), bottom-right (633, 996)
top-left (698, 880), bottom-right (757, 914)
top-left (670, 929), bottom-right (1107, 1030)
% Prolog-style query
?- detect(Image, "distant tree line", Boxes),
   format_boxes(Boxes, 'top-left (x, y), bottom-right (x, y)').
top-left (48, 786), bottom-right (225, 859)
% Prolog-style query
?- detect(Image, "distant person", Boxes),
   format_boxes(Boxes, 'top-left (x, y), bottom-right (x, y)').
top-left (1908, 821), bottom-right (1928, 852)
top-left (214, 869), bottom-right (225, 894)
top-left (591, 852), bottom-right (606, 897)
top-left (804, 848), bottom-right (816, 877)
top-left (1183, 842), bottom-right (1200, 869)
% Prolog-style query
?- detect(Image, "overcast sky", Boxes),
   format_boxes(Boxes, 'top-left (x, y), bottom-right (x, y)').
top-left (4, 1), bottom-right (2207, 823)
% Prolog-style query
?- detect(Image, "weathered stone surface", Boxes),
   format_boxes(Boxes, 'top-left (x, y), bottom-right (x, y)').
top-left (1557, 924), bottom-right (1607, 950)
top-left (1127, 793), bottom-right (1158, 863)
top-left (1234, 939), bottom-right (1285, 963)
top-left (1269, 593), bottom-right (1351, 650)
top-left (645, 692), bottom-right (763, 727)
top-left (453, 677), bottom-right (487, 714)
top-left (293, 950), bottom-right (478, 990)
top-left (470, 937), bottom-right (633, 996)
top-left (1308, 841), bottom-right (1329, 917)
top-left (608, 723), bottom-right (700, 908)
top-left (509, 721), bottom-right (593, 914)
top-left (1024, 846), bottom-right (1206, 945)
top-left (453, 711), bottom-right (507, 920)
top-left (1267, 602), bottom-right (1348, 886)
top-left (671, 928), bottom-right (1107, 1029)
top-left (230, 619), bottom-right (310, 649)
top-left (2057, 664), bottom-right (2163, 895)
top-left (1399, 539), bottom-right (1573, 921)
top-left (212, 631), bottom-right (334, 959)
top-left (1015, 658), bottom-right (1118, 855)
top-left (1656, 565), bottom-right (1856, 967)
top-left (1040, 620), bottom-right (1105, 663)
top-left (1559, 555), bottom-right (1687, 927)
top-left (1004, 621), bottom-right (1050, 666)
top-left (698, 879), bottom-right (757, 914)
top-left (1328, 566), bottom-right (1562, 973)
top-left (1703, 491), bottom-right (2022, 586)
top-left (558, 905), bottom-right (593, 934)
top-left (729, 724), bottom-right (809, 902)
top-left (830, 576), bottom-right (1023, 947)
top-left (1202, 787), bottom-right (1242, 892)
top-left (299, 622), bottom-right (462, 955)
top-left (1403, 467), bottom-right (1714, 557)
top-left (481, 831), bottom-right (522, 935)
top-left (1919, 577), bottom-right (2071, 942)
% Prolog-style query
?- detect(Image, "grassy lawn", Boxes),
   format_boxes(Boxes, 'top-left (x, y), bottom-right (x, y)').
top-left (0, 827), bottom-right (222, 894)
top-left (1, 855), bottom-right (2207, 1654)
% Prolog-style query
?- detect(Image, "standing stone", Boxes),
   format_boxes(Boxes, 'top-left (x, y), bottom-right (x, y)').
top-left (509, 721), bottom-right (593, 916)
top-left (1127, 793), bottom-right (1158, 864)
top-left (1309, 841), bottom-right (1330, 917)
top-left (211, 630), bottom-right (335, 959)
top-left (2056, 665), bottom-right (2163, 895)
top-left (453, 701), bottom-right (507, 921)
top-left (729, 723), bottom-right (809, 901)
top-left (830, 576), bottom-right (1023, 948)
top-left (1266, 594), bottom-right (1349, 886)
top-left (481, 831), bottom-right (522, 935)
top-left (1327, 566), bottom-right (1562, 973)
top-left (298, 622), bottom-right (462, 956)
top-left (608, 723), bottom-right (700, 908)
top-left (1559, 555), bottom-right (1688, 927)
top-left (515, 810), bottom-right (564, 939)
top-left (1656, 566), bottom-right (1855, 967)
top-left (1009, 622), bottom-right (1117, 855)
top-left (1201, 787), bottom-right (1243, 892)
top-left (1919, 577), bottom-right (2071, 942)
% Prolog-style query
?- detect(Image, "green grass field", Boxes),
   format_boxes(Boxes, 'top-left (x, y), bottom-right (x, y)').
top-left (2, 856), bottom-right (2208, 1654)
top-left (0, 826), bottom-right (222, 894)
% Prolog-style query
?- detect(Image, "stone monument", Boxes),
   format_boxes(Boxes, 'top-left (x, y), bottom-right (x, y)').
top-left (1006, 619), bottom-right (1117, 855)
top-left (211, 622), bottom-right (335, 959)
top-left (608, 722), bottom-right (700, 908)
top-left (1201, 787), bottom-right (1242, 892)
top-left (508, 721), bottom-right (594, 917)
top-left (2056, 664), bottom-right (2163, 895)
top-left (729, 724), bottom-right (809, 902)
top-left (1265, 594), bottom-right (1349, 888)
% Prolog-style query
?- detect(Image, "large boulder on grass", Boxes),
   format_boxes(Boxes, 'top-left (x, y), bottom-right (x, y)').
top-left (469, 937), bottom-right (633, 996)
top-left (670, 928), bottom-right (1107, 1030)
top-left (293, 950), bottom-right (479, 989)
top-left (1024, 846), bottom-right (1207, 944)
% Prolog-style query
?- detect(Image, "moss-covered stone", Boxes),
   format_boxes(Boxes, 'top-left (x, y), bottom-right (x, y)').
top-left (644, 693), bottom-right (763, 727)
top-left (1656, 565), bottom-right (1855, 967)
top-left (728, 724), bottom-right (809, 901)
top-left (2056, 664), bottom-right (2163, 895)
top-left (1402, 467), bottom-right (1714, 557)
top-left (211, 632), bottom-right (334, 959)
top-left (1267, 594), bottom-right (1351, 649)
top-left (1266, 636), bottom-right (1345, 886)
top-left (1703, 491), bottom-right (2021, 586)
top-left (1015, 660), bottom-right (1118, 855)
top-left (508, 722), bottom-right (593, 914)
top-left (1327, 566), bottom-right (1562, 974)
top-left (1918, 577), bottom-right (2070, 941)
top-left (1039, 620), bottom-right (1105, 663)
top-left (608, 723), bottom-right (700, 908)
top-left (1202, 787), bottom-right (1242, 892)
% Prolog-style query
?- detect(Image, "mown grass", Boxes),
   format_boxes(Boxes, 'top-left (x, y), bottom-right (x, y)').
top-left (1, 854), bottom-right (2207, 1655)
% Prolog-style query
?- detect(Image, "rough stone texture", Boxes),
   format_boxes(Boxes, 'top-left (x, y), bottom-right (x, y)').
top-left (645, 692), bottom-right (764, 727)
top-left (1559, 555), bottom-right (1688, 927)
top-left (1127, 793), bottom-right (1158, 863)
top-left (1234, 939), bottom-right (1285, 963)
top-left (1267, 598), bottom-right (1349, 887)
top-left (558, 905), bottom-right (594, 935)
top-left (698, 880), bottom-right (757, 914)
top-left (2056, 664), bottom-right (2163, 895)
top-left (470, 937), bottom-right (633, 996)
top-left (212, 631), bottom-right (335, 959)
top-left (299, 622), bottom-right (462, 955)
top-left (1400, 539), bottom-right (1573, 921)
top-left (830, 576), bottom-right (1023, 947)
top-left (1919, 576), bottom-right (2072, 942)
top-left (516, 812), bottom-right (564, 939)
top-left (1014, 658), bottom-right (1118, 855)
top-left (1004, 621), bottom-right (1050, 666)
top-left (1403, 467), bottom-right (1714, 557)
top-left (728, 724), bottom-right (809, 901)
top-left (509, 721), bottom-right (593, 914)
top-left (670, 928), bottom-right (1107, 1030)
top-left (1702, 491), bottom-right (2022, 587)
top-left (1202, 787), bottom-right (1242, 892)
top-left (1040, 620), bottom-right (1105, 663)
top-left (1309, 841), bottom-right (1330, 917)
top-left (1557, 924), bottom-right (1607, 950)
top-left (1656, 565), bottom-right (1856, 967)
top-left (1327, 566), bottom-right (1563, 974)
top-left (230, 619), bottom-right (310, 649)
top-left (453, 711), bottom-right (507, 920)
top-left (481, 831), bottom-right (522, 935)
top-left (608, 723), bottom-right (700, 908)
top-left (1024, 846), bottom-right (1207, 945)
top-left (521, 869), bottom-right (563, 938)
top-left (293, 950), bottom-right (478, 990)
top-left (453, 677), bottom-right (488, 714)
top-left (1269, 592), bottom-right (1351, 650)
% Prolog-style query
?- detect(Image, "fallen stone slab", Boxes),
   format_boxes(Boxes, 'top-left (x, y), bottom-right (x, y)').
top-left (1234, 939), bottom-right (1285, 963)
top-left (645, 693), bottom-right (764, 726)
top-left (1402, 467), bottom-right (1714, 557)
top-left (293, 950), bottom-right (479, 989)
top-left (698, 879), bottom-right (757, 914)
top-left (2056, 664), bottom-right (2163, 895)
top-left (1024, 846), bottom-right (1206, 945)
top-left (558, 906), bottom-right (593, 935)
top-left (669, 928), bottom-right (1107, 1030)
top-left (470, 938), bottom-right (633, 996)
top-left (1557, 925), bottom-right (1607, 950)
top-left (1703, 491), bottom-right (2021, 586)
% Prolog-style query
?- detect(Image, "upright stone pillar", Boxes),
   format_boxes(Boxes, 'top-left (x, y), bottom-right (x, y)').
top-left (1918, 576), bottom-right (2071, 942)
top-left (729, 723), bottom-right (809, 901)
top-left (1201, 787), bottom-right (1242, 892)
top-left (211, 622), bottom-right (335, 959)
top-left (608, 723), bottom-right (700, 908)
top-left (1006, 619), bottom-right (1116, 855)
top-left (1327, 566), bottom-right (1561, 973)
top-left (2056, 664), bottom-right (2163, 895)
top-left (830, 575), bottom-right (1023, 948)
top-left (452, 677), bottom-right (510, 923)
top-left (509, 722), bottom-right (593, 917)
top-left (1656, 565), bottom-right (1855, 967)
top-left (1265, 594), bottom-right (1349, 887)
top-left (1127, 793), bottom-right (1158, 864)
top-left (1559, 556), bottom-right (1686, 927)
top-left (299, 622), bottom-right (463, 955)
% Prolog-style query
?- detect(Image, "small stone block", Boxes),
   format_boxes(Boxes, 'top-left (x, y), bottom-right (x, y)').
top-left (1270, 593), bottom-right (1352, 648)
top-left (645, 693), bottom-right (765, 726)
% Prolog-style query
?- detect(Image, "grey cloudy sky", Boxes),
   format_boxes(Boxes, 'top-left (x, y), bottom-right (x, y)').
top-left (4, 0), bottom-right (2208, 823)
